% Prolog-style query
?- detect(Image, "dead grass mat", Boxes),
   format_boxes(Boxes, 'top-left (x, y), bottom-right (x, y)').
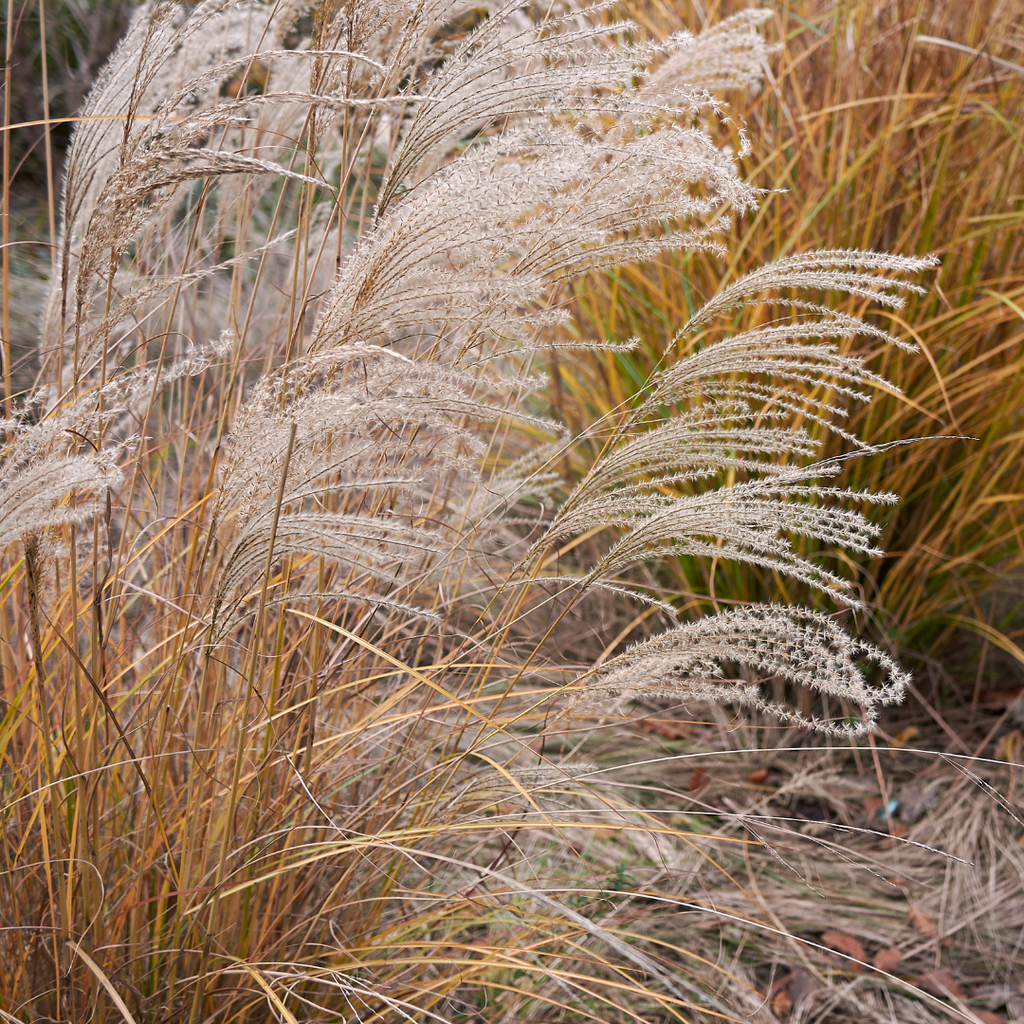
top-left (556, 710), bottom-right (1024, 1024)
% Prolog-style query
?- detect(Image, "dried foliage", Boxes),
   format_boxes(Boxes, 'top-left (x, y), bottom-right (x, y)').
top-left (0, 0), bottom-right (1003, 1021)
top-left (574, 0), bottom-right (1024, 687)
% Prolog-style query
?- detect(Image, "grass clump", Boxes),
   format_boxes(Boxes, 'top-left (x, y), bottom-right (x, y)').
top-left (0, 1), bottom-right (1005, 1021)
top-left (570, 0), bottom-right (1024, 689)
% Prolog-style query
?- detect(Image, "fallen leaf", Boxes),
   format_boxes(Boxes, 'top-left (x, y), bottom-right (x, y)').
top-left (688, 768), bottom-right (708, 792)
top-left (821, 931), bottom-right (866, 971)
top-left (767, 973), bottom-right (794, 998)
top-left (873, 947), bottom-right (902, 973)
top-left (863, 795), bottom-right (884, 817)
top-left (772, 989), bottom-right (793, 1016)
top-left (635, 717), bottom-right (695, 740)
top-left (889, 725), bottom-right (919, 755)
top-left (995, 730), bottom-right (1023, 764)
top-left (788, 969), bottom-right (818, 1004)
top-left (749, 767), bottom-right (770, 784)
top-left (918, 968), bottom-right (966, 1001)
top-left (978, 688), bottom-right (1023, 710)
top-left (909, 907), bottom-right (938, 938)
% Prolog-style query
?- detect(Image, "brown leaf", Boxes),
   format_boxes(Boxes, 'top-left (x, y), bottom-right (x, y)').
top-left (909, 907), bottom-right (938, 938)
top-left (788, 969), bottom-right (818, 1004)
top-left (873, 947), bottom-right (902, 973)
top-left (889, 726), bottom-right (919, 756)
top-left (863, 795), bottom-right (884, 817)
top-left (767, 973), bottom-right (794, 998)
top-left (918, 968), bottom-right (966, 1001)
top-left (688, 768), bottom-right (708, 792)
top-left (771, 989), bottom-right (793, 1016)
top-left (821, 931), bottom-right (866, 971)
top-left (635, 717), bottom-right (695, 740)
top-left (749, 767), bottom-right (770, 784)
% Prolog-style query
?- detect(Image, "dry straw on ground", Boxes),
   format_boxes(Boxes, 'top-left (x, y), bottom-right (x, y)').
top-left (0, 0), bottom-right (1019, 1022)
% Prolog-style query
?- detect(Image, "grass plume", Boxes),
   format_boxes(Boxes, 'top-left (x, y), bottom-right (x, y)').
top-left (571, 0), bottom-right (1024, 688)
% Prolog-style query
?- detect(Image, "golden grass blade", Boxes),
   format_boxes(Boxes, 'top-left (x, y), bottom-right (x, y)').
top-left (67, 941), bottom-right (139, 1024)
top-left (231, 961), bottom-right (300, 1024)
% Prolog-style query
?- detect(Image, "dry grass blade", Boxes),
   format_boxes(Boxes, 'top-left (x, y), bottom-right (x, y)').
top-left (67, 941), bottom-right (140, 1024)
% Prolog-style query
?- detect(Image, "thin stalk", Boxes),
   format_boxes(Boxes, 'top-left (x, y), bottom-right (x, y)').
top-left (189, 421), bottom-right (296, 1022)
top-left (1, 0), bottom-right (12, 416)
top-left (38, 0), bottom-right (55, 267)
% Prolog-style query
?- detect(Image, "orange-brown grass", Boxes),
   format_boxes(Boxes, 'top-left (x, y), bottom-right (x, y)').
top-left (0, 1), bottom-right (1019, 1021)
top-left (563, 0), bottom-right (1024, 686)
top-left (0, 382), bottom-right (726, 1022)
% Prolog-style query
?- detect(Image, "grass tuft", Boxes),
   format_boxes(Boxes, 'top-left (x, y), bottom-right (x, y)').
top-left (570, 0), bottom-right (1024, 690)
top-left (0, 1), bottom-right (1020, 1022)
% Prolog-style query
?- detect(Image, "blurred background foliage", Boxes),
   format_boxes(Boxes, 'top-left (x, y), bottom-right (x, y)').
top-left (2, 3), bottom-right (1023, 1018)
top-left (5, 0), bottom-right (130, 200)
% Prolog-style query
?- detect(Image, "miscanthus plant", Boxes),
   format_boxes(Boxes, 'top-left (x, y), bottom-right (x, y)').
top-left (1, 1), bottom-right (934, 1019)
